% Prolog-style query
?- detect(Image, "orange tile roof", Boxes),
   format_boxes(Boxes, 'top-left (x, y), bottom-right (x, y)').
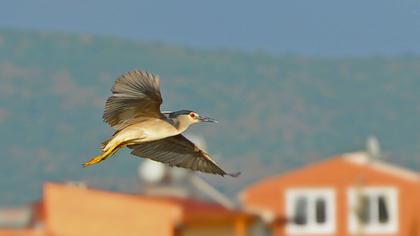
top-left (142, 196), bottom-right (253, 223)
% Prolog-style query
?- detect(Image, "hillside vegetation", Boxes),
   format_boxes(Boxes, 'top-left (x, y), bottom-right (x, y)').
top-left (0, 29), bottom-right (419, 205)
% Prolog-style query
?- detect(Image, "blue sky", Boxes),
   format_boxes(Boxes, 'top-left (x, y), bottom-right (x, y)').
top-left (2, 0), bottom-right (420, 56)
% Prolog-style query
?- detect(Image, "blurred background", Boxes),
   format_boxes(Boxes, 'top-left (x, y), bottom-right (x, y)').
top-left (1, 1), bottom-right (420, 236)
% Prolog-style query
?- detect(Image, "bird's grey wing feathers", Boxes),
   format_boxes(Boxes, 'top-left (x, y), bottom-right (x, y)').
top-left (103, 70), bottom-right (163, 130)
top-left (128, 134), bottom-right (240, 177)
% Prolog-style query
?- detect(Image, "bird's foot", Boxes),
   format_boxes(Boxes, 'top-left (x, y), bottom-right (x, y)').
top-left (82, 155), bottom-right (105, 167)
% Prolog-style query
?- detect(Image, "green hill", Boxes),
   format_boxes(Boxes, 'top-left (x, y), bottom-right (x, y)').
top-left (0, 29), bottom-right (419, 205)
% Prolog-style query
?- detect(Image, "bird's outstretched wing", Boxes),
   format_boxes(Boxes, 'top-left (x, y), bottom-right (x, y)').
top-left (128, 134), bottom-right (240, 177)
top-left (103, 70), bottom-right (163, 130)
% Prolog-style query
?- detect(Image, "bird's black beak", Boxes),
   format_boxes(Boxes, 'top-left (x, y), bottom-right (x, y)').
top-left (199, 115), bottom-right (218, 123)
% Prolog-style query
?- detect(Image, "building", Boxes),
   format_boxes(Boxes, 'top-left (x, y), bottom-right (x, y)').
top-left (0, 182), bottom-right (259, 236)
top-left (3, 151), bottom-right (420, 236)
top-left (241, 152), bottom-right (420, 236)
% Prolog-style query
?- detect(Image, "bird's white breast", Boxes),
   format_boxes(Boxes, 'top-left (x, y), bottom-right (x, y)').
top-left (128, 119), bottom-right (180, 142)
top-left (103, 119), bottom-right (182, 152)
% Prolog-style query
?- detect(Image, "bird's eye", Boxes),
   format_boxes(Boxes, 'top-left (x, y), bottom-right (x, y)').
top-left (190, 113), bottom-right (196, 118)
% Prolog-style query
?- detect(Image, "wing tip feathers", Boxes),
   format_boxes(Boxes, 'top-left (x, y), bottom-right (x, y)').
top-left (226, 171), bottom-right (241, 177)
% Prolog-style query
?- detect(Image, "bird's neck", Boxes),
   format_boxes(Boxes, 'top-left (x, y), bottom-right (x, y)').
top-left (172, 117), bottom-right (191, 133)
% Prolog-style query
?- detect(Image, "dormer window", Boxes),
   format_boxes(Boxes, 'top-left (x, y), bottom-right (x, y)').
top-left (347, 187), bottom-right (398, 234)
top-left (285, 188), bottom-right (336, 234)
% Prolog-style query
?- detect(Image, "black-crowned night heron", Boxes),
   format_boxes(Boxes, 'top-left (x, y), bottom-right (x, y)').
top-left (83, 70), bottom-right (240, 177)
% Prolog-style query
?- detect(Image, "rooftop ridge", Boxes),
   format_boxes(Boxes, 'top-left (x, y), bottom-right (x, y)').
top-left (342, 152), bottom-right (420, 182)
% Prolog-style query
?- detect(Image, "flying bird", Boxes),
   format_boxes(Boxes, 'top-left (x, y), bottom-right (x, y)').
top-left (83, 70), bottom-right (240, 177)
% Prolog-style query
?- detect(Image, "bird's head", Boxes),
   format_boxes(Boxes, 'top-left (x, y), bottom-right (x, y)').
top-left (170, 110), bottom-right (218, 125)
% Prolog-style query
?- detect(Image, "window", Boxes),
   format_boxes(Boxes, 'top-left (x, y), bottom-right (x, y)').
top-left (378, 195), bottom-right (389, 223)
top-left (294, 196), bottom-right (308, 225)
top-left (285, 188), bottom-right (336, 234)
top-left (347, 187), bottom-right (398, 234)
top-left (315, 198), bottom-right (326, 224)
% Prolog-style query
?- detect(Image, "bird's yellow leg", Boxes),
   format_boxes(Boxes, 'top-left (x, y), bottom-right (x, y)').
top-left (83, 141), bottom-right (125, 167)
